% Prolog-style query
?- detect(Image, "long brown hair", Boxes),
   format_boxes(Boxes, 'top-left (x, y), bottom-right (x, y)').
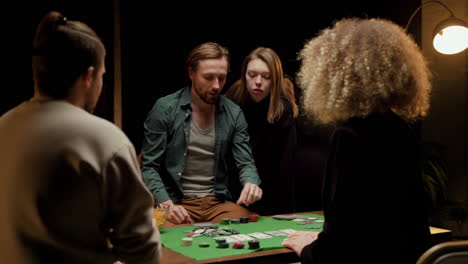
top-left (225, 47), bottom-right (298, 123)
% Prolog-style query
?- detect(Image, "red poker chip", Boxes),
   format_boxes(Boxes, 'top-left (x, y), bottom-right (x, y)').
top-left (249, 214), bottom-right (260, 222)
top-left (232, 241), bottom-right (245, 249)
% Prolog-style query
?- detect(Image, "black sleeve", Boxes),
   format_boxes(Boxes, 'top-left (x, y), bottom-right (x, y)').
top-left (300, 127), bottom-right (362, 264)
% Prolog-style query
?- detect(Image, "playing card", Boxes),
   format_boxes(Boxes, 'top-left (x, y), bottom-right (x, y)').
top-left (193, 222), bottom-right (215, 227)
top-left (217, 236), bottom-right (239, 243)
top-left (247, 232), bottom-right (273, 239)
top-left (230, 234), bottom-right (255, 241)
top-left (272, 214), bottom-right (314, 220)
top-left (304, 225), bottom-right (322, 229)
top-left (278, 229), bottom-right (297, 235)
top-left (264, 231), bottom-right (288, 236)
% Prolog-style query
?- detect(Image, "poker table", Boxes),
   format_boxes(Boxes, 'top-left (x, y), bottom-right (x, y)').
top-left (160, 211), bottom-right (452, 264)
top-left (160, 212), bottom-right (323, 264)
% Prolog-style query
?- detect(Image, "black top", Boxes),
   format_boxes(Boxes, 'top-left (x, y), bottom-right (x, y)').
top-left (301, 112), bottom-right (432, 264)
top-left (230, 96), bottom-right (297, 215)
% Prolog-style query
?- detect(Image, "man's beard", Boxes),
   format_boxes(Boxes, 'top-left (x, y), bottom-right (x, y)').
top-left (84, 81), bottom-right (100, 113)
top-left (195, 86), bottom-right (218, 105)
top-left (84, 99), bottom-right (97, 113)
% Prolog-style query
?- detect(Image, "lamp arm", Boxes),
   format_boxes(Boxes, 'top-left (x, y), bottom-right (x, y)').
top-left (405, 0), bottom-right (455, 31)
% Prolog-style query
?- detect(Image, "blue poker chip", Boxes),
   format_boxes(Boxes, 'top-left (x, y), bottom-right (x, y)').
top-left (217, 242), bottom-right (229, 248)
top-left (248, 240), bottom-right (260, 249)
top-left (240, 217), bottom-right (249, 223)
top-left (215, 238), bottom-right (226, 243)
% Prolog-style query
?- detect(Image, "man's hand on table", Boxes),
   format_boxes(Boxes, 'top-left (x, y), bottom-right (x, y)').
top-left (162, 200), bottom-right (194, 224)
top-left (282, 231), bottom-right (319, 256)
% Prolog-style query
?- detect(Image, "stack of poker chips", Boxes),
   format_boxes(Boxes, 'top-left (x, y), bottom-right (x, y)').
top-left (230, 219), bottom-right (240, 224)
top-left (181, 237), bottom-right (193, 246)
top-left (198, 242), bottom-right (210, 248)
top-left (248, 240), bottom-right (260, 249)
top-left (215, 237), bottom-right (229, 248)
top-left (232, 241), bottom-right (245, 249)
top-left (240, 217), bottom-right (249, 223)
top-left (249, 214), bottom-right (260, 222)
top-left (219, 218), bottom-right (230, 225)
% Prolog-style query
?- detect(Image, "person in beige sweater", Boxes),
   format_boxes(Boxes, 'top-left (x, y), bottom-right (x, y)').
top-left (0, 11), bottom-right (160, 264)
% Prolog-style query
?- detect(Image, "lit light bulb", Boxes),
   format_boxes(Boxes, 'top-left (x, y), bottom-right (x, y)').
top-left (433, 25), bottom-right (468, 55)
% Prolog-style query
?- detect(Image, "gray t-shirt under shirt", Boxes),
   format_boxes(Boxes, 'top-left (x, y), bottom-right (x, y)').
top-left (181, 118), bottom-right (215, 197)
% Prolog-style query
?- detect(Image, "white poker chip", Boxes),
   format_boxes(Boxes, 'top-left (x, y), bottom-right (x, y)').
top-left (181, 237), bottom-right (193, 246)
top-left (315, 220), bottom-right (325, 223)
top-left (292, 219), bottom-right (305, 222)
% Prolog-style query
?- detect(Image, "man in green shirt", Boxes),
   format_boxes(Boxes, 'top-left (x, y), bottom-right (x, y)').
top-left (141, 42), bottom-right (262, 225)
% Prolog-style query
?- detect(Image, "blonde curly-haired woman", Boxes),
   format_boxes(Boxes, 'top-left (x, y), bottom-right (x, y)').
top-left (283, 18), bottom-right (433, 264)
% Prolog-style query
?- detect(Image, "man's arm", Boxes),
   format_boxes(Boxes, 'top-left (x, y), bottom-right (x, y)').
top-left (106, 144), bottom-right (160, 264)
top-left (231, 110), bottom-right (262, 206)
top-left (141, 100), bottom-right (193, 224)
top-left (141, 101), bottom-right (171, 203)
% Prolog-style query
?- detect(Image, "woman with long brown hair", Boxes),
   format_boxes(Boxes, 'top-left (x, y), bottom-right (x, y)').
top-left (225, 47), bottom-right (299, 215)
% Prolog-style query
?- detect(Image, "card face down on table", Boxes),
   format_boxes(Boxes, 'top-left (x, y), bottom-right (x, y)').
top-left (271, 214), bottom-right (314, 220)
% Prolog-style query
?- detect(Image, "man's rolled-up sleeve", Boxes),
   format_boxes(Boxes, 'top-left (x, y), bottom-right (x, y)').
top-left (232, 110), bottom-right (261, 186)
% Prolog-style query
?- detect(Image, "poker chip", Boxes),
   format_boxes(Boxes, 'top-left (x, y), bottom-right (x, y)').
top-left (249, 214), bottom-right (260, 222)
top-left (198, 242), bottom-right (210, 248)
top-left (220, 218), bottom-right (230, 225)
top-left (315, 219), bottom-right (325, 223)
top-left (230, 219), bottom-right (240, 224)
top-left (217, 242), bottom-right (229, 248)
top-left (215, 237), bottom-right (226, 243)
top-left (240, 217), bottom-right (249, 223)
top-left (248, 240), bottom-right (260, 249)
top-left (232, 241), bottom-right (245, 249)
top-left (181, 237), bottom-right (193, 246)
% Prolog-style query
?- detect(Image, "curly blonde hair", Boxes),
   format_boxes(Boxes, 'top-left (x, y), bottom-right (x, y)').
top-left (298, 18), bottom-right (431, 125)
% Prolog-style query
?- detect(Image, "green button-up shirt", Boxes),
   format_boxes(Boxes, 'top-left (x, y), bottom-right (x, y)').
top-left (141, 87), bottom-right (260, 203)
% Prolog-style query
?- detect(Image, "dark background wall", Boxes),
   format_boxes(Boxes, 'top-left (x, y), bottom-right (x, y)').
top-left (119, 0), bottom-right (421, 152)
top-left (119, 0), bottom-right (421, 211)
top-left (25, 0), bottom-right (423, 212)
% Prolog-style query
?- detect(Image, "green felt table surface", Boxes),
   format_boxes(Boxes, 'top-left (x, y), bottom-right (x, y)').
top-left (160, 213), bottom-right (324, 261)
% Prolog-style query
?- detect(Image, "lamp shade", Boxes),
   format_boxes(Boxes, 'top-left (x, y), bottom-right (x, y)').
top-left (432, 17), bottom-right (468, 54)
